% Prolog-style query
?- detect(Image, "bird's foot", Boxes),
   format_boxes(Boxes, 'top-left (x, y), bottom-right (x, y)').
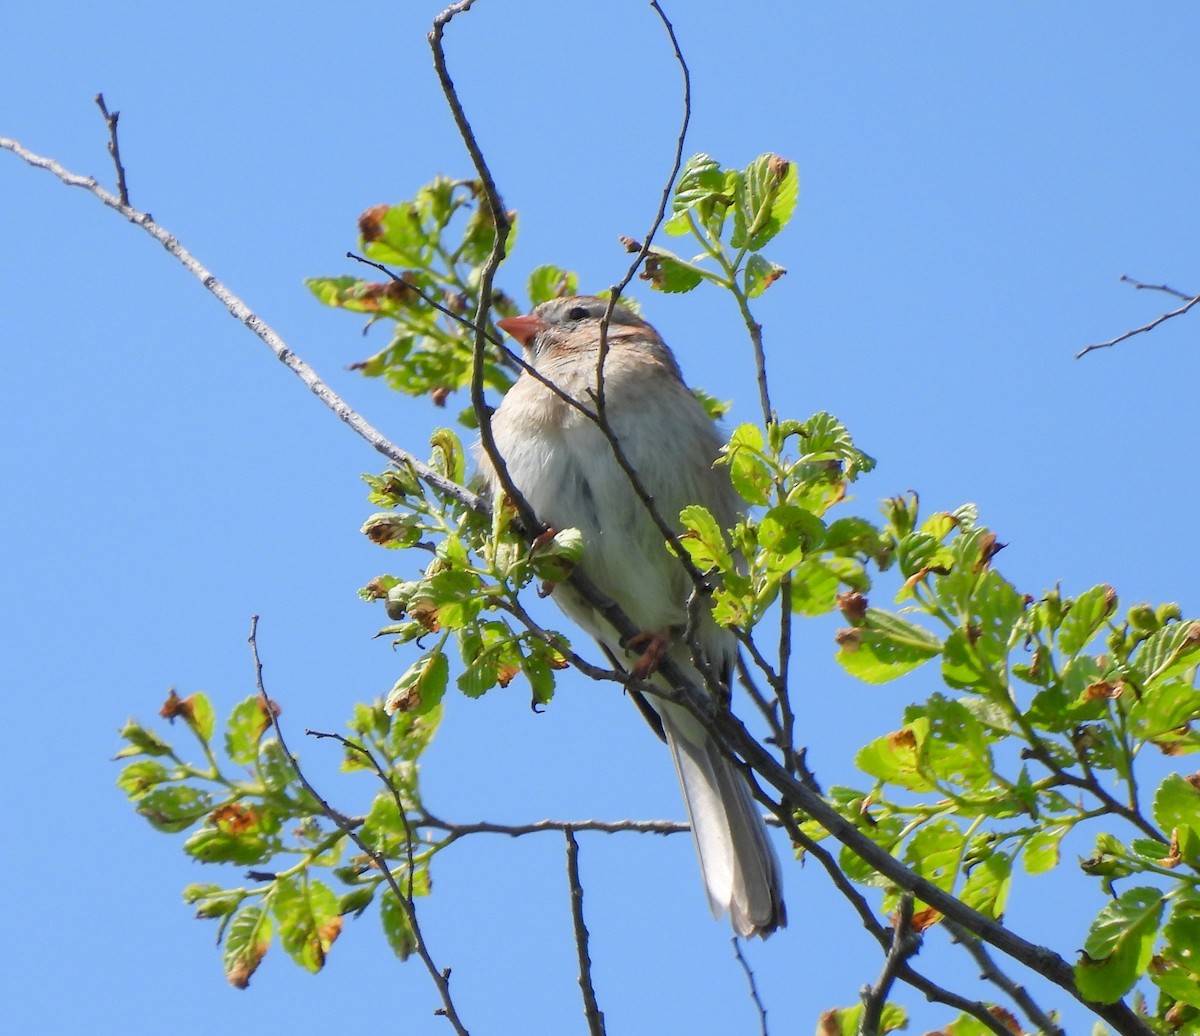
top-left (626, 629), bottom-right (671, 679)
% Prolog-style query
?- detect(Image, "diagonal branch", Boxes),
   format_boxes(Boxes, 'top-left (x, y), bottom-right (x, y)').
top-left (859, 893), bottom-right (919, 1036)
top-left (1076, 274), bottom-right (1200, 358)
top-left (0, 136), bottom-right (485, 517)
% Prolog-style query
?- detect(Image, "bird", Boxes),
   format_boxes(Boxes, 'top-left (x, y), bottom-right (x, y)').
top-left (479, 294), bottom-right (786, 938)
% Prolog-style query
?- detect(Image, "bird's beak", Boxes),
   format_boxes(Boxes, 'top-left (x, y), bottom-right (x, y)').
top-left (496, 314), bottom-right (547, 348)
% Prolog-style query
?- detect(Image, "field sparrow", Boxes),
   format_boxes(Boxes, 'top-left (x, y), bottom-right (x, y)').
top-left (480, 295), bottom-right (785, 938)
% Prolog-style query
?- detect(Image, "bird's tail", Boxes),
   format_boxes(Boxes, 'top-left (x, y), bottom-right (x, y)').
top-left (658, 703), bottom-right (786, 938)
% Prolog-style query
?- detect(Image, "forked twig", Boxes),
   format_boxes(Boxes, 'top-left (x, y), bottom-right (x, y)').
top-left (246, 617), bottom-right (469, 1034)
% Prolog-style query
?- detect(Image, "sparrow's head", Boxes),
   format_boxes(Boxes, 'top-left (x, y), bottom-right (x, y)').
top-left (497, 295), bottom-right (657, 360)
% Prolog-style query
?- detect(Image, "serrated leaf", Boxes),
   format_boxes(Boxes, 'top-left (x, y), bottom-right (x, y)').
top-left (225, 696), bottom-right (271, 765)
top-left (429, 428), bottom-right (466, 485)
top-left (855, 722), bottom-right (937, 792)
top-left (1154, 773), bottom-right (1200, 838)
top-left (721, 423), bottom-right (773, 506)
top-left (274, 877), bottom-right (342, 973)
top-left (836, 609), bottom-right (941, 684)
top-left (223, 905), bottom-right (272, 989)
top-left (1135, 622), bottom-right (1200, 687)
top-left (136, 785), bottom-right (213, 833)
top-left (642, 246), bottom-right (705, 294)
top-left (1075, 886), bottom-right (1165, 1003)
top-left (1060, 585), bottom-right (1118, 655)
top-left (923, 694), bottom-right (993, 790)
top-left (116, 760), bottom-right (169, 798)
top-left (731, 154), bottom-right (799, 251)
top-left (385, 650), bottom-right (449, 715)
top-left (903, 818), bottom-right (964, 891)
top-left (743, 253), bottom-right (786, 298)
top-left (526, 264), bottom-right (579, 305)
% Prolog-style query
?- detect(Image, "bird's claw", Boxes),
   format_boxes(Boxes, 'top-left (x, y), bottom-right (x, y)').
top-left (626, 629), bottom-right (671, 679)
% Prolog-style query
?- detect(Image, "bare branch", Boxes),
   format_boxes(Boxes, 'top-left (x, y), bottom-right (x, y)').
top-left (731, 938), bottom-right (769, 1036)
top-left (944, 918), bottom-right (1065, 1036)
top-left (0, 136), bottom-right (485, 516)
top-left (93, 93), bottom-right (130, 205)
top-left (1076, 275), bottom-right (1200, 358)
top-left (859, 894), bottom-right (919, 1036)
top-left (247, 617), bottom-right (470, 1035)
top-left (564, 829), bottom-right (607, 1036)
top-left (421, 814), bottom-right (689, 840)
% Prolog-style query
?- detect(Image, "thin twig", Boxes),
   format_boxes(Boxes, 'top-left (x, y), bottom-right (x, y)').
top-left (944, 918), bottom-right (1065, 1036)
top-left (93, 93), bottom-right (129, 205)
top-left (860, 894), bottom-right (918, 1036)
top-left (1076, 275), bottom-right (1200, 358)
top-left (0, 136), bottom-right (485, 516)
top-left (246, 617), bottom-right (470, 1035)
top-left (731, 939), bottom-right (769, 1036)
top-left (1120, 274), bottom-right (1193, 300)
top-left (564, 829), bottom-right (606, 1036)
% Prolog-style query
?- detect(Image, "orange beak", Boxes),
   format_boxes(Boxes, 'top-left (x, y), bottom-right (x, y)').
top-left (496, 314), bottom-right (547, 348)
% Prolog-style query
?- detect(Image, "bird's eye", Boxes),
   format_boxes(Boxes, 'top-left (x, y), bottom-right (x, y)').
top-left (566, 305), bottom-right (589, 321)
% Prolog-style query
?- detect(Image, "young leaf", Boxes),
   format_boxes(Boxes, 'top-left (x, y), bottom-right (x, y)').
top-left (1075, 886), bottom-right (1165, 1003)
top-left (1059, 585), bottom-right (1118, 656)
top-left (223, 904), bottom-right (273, 989)
top-left (379, 888), bottom-right (417, 961)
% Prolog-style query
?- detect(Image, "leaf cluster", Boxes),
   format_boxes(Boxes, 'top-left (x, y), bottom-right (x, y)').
top-left (116, 690), bottom-right (440, 986)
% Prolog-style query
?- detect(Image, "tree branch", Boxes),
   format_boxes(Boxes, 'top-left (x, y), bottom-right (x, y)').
top-left (247, 617), bottom-right (470, 1035)
top-left (731, 938), bottom-right (769, 1036)
top-left (859, 894), bottom-right (918, 1036)
top-left (1076, 274), bottom-right (1200, 358)
top-left (564, 828), bottom-right (607, 1036)
top-left (93, 93), bottom-right (130, 205)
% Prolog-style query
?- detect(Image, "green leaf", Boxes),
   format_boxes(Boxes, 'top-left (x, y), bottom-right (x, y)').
top-left (743, 253), bottom-right (786, 298)
top-left (362, 204), bottom-right (428, 266)
top-left (116, 760), bottom-right (169, 798)
top-left (379, 887), bottom-right (417, 961)
top-left (903, 818), bottom-right (964, 891)
top-left (922, 694), bottom-right (993, 790)
top-left (665, 153), bottom-right (726, 235)
top-left (1059, 585), bottom-right (1118, 655)
top-left (1135, 621), bottom-right (1200, 687)
top-left (678, 504), bottom-right (734, 573)
top-left (1023, 825), bottom-right (1070, 874)
top-left (731, 153), bottom-right (799, 251)
top-left (756, 504), bottom-right (824, 568)
top-left (223, 905), bottom-right (272, 989)
top-left (642, 246), bottom-right (705, 294)
top-left (788, 557), bottom-right (863, 617)
top-left (274, 877), bottom-right (342, 973)
top-left (526, 264), bottom-right (579, 305)
top-left (815, 1002), bottom-right (906, 1035)
top-left (836, 609), bottom-right (941, 684)
top-left (183, 815), bottom-right (280, 866)
top-left (116, 719), bottom-right (173, 758)
top-left (1162, 894), bottom-right (1200, 991)
top-left (1154, 773), bottom-right (1200, 838)
top-left (1128, 681), bottom-right (1200, 746)
top-left (855, 720), bottom-right (937, 792)
top-left (225, 696), bottom-right (270, 765)
top-left (721, 423), bottom-right (773, 506)
top-left (1075, 886), bottom-right (1165, 1003)
top-left (384, 650), bottom-right (449, 716)
top-left (136, 785), bottom-right (213, 833)
top-left (429, 428), bottom-right (466, 485)
top-left (960, 853), bottom-right (1012, 919)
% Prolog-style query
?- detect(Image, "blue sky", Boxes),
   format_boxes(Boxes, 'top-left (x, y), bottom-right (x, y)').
top-left (4, 3), bottom-right (1200, 1033)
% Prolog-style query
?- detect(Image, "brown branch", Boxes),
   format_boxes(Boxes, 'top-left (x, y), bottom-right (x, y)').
top-left (944, 918), bottom-right (1065, 1036)
top-left (564, 829), bottom-right (606, 1036)
top-left (247, 617), bottom-right (470, 1035)
top-left (420, 814), bottom-right (689, 840)
top-left (0, 136), bottom-right (485, 517)
top-left (731, 938), bottom-right (769, 1036)
top-left (93, 93), bottom-right (130, 205)
top-left (1076, 275), bottom-right (1200, 358)
top-left (859, 893), bottom-right (919, 1036)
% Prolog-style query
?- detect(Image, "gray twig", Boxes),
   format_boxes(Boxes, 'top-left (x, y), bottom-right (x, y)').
top-left (564, 829), bottom-right (606, 1036)
top-left (93, 93), bottom-right (129, 205)
top-left (1076, 275), bottom-right (1200, 358)
top-left (944, 917), bottom-right (1065, 1036)
top-left (859, 894), bottom-right (919, 1036)
top-left (731, 938), bottom-right (770, 1036)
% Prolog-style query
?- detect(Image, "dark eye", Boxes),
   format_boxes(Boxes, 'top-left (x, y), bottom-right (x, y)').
top-left (567, 305), bottom-right (590, 321)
